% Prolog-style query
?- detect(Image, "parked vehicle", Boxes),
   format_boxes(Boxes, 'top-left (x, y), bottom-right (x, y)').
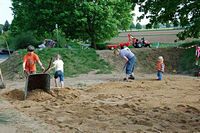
top-left (106, 33), bottom-right (151, 50)
top-left (132, 37), bottom-right (151, 48)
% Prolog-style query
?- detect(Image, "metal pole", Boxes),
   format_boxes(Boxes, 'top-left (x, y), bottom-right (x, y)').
top-left (55, 24), bottom-right (59, 47)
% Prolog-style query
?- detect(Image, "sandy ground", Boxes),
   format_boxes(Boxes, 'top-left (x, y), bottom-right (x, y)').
top-left (0, 72), bottom-right (199, 133)
top-left (0, 48), bottom-right (199, 133)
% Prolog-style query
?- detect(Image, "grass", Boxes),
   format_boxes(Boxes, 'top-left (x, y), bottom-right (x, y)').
top-left (150, 42), bottom-right (182, 48)
top-left (178, 40), bottom-right (200, 74)
top-left (0, 46), bottom-right (113, 80)
top-left (38, 48), bottom-right (112, 77)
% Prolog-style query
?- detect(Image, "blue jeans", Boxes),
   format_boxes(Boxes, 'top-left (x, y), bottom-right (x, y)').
top-left (157, 71), bottom-right (163, 80)
top-left (54, 70), bottom-right (64, 81)
top-left (126, 56), bottom-right (136, 75)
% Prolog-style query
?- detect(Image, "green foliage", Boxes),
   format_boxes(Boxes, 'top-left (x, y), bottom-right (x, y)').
top-left (3, 20), bottom-right (10, 32)
top-left (11, 0), bottom-right (132, 48)
top-left (129, 22), bottom-right (135, 29)
top-left (153, 23), bottom-right (160, 29)
top-left (178, 48), bottom-right (196, 74)
top-left (0, 36), bottom-right (4, 47)
top-left (0, 24), bottom-right (3, 35)
top-left (9, 31), bottom-right (38, 50)
top-left (145, 24), bottom-right (152, 29)
top-left (0, 31), bottom-right (13, 48)
top-left (52, 29), bottom-right (67, 48)
top-left (179, 40), bottom-right (200, 48)
top-left (95, 42), bottom-right (108, 50)
top-left (136, 23), bottom-right (142, 29)
top-left (166, 22), bottom-right (171, 28)
top-left (137, 0), bottom-right (200, 40)
top-left (178, 41), bottom-right (200, 74)
top-left (42, 29), bottom-right (67, 48)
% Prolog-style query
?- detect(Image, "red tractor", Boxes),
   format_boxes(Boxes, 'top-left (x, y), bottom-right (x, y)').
top-left (129, 34), bottom-right (151, 48)
top-left (106, 41), bottom-right (131, 50)
top-left (106, 33), bottom-right (151, 49)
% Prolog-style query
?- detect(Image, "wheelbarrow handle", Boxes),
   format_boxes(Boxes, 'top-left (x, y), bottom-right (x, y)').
top-left (43, 57), bottom-right (53, 73)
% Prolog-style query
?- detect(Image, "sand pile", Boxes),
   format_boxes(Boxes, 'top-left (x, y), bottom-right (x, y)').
top-left (26, 89), bottom-right (54, 102)
top-left (1, 87), bottom-right (80, 102)
top-left (2, 89), bottom-right (24, 100)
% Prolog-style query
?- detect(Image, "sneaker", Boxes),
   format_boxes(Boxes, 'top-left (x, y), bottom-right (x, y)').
top-left (123, 78), bottom-right (128, 81)
top-left (128, 75), bottom-right (135, 80)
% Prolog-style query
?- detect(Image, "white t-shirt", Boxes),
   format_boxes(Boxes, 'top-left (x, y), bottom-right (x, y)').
top-left (119, 48), bottom-right (135, 60)
top-left (53, 59), bottom-right (64, 72)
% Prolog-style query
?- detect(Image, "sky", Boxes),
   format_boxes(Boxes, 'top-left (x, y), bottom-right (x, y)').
top-left (0, 0), bottom-right (13, 24)
top-left (133, 4), bottom-right (150, 25)
top-left (0, 1), bottom-right (149, 25)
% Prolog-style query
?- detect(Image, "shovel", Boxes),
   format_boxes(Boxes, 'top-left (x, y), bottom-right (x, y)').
top-left (0, 69), bottom-right (6, 89)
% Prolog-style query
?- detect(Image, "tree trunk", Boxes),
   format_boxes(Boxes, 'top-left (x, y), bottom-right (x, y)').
top-left (91, 38), bottom-right (97, 49)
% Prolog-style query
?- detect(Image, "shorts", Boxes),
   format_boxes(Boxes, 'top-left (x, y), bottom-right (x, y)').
top-left (54, 70), bottom-right (64, 82)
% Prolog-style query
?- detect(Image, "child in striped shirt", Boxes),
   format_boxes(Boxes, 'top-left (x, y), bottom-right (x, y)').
top-left (156, 56), bottom-right (165, 80)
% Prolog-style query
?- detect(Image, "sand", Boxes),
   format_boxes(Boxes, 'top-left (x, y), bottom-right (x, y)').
top-left (0, 74), bottom-right (199, 133)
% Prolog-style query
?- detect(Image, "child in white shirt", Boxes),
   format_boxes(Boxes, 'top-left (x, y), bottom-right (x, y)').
top-left (49, 54), bottom-right (64, 88)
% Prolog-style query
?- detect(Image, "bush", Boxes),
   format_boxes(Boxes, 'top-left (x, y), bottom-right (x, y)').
top-left (180, 40), bottom-right (200, 47)
top-left (53, 29), bottom-right (67, 48)
top-left (96, 43), bottom-right (107, 50)
top-left (10, 31), bottom-right (38, 50)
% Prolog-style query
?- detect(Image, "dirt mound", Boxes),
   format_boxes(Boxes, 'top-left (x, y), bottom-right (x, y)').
top-left (0, 52), bottom-right (24, 80)
top-left (97, 48), bottom-right (184, 74)
top-left (2, 89), bottom-right (24, 100)
top-left (2, 87), bottom-right (80, 102)
top-left (26, 89), bottom-right (54, 101)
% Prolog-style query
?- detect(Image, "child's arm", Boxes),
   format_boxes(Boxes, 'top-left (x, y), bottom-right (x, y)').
top-left (47, 65), bottom-right (55, 72)
top-left (122, 56), bottom-right (129, 62)
top-left (38, 60), bottom-right (45, 71)
top-left (161, 63), bottom-right (165, 72)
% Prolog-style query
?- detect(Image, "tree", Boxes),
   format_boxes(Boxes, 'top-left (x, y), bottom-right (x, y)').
top-left (136, 22), bottom-right (142, 29)
top-left (11, 0), bottom-right (132, 48)
top-left (0, 24), bottom-right (3, 35)
top-left (130, 22), bottom-right (135, 29)
top-left (153, 23), bottom-right (160, 29)
top-left (136, 0), bottom-right (200, 40)
top-left (166, 22), bottom-right (171, 28)
top-left (145, 23), bottom-right (152, 29)
top-left (62, 1), bottom-right (132, 48)
top-left (3, 20), bottom-right (10, 32)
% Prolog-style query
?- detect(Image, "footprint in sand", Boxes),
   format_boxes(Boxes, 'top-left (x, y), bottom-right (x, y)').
top-left (176, 104), bottom-right (200, 114)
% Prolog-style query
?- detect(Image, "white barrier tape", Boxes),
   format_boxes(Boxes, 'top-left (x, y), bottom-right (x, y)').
top-left (176, 45), bottom-right (197, 49)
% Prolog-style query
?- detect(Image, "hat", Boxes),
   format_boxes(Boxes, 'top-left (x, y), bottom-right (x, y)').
top-left (27, 45), bottom-right (35, 52)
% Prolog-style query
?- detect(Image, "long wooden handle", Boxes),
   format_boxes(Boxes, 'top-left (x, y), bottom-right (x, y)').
top-left (43, 57), bottom-right (53, 73)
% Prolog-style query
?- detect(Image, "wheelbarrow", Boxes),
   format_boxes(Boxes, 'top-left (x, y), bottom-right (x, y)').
top-left (24, 73), bottom-right (51, 99)
top-left (24, 58), bottom-right (53, 99)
